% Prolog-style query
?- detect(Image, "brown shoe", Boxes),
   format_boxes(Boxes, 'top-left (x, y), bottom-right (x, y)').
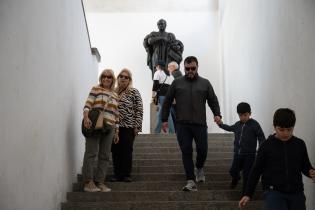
top-left (84, 181), bottom-right (100, 192)
top-left (96, 182), bottom-right (111, 192)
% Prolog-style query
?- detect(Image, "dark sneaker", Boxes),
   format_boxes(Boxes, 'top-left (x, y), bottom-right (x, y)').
top-left (195, 168), bottom-right (205, 183)
top-left (110, 176), bottom-right (122, 182)
top-left (182, 180), bottom-right (197, 191)
top-left (123, 177), bottom-right (132, 182)
top-left (230, 179), bottom-right (239, 189)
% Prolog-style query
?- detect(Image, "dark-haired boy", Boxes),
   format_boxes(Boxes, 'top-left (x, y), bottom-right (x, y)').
top-left (239, 108), bottom-right (315, 210)
top-left (217, 102), bottom-right (265, 194)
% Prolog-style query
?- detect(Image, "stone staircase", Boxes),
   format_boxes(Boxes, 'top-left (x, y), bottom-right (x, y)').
top-left (61, 133), bottom-right (264, 210)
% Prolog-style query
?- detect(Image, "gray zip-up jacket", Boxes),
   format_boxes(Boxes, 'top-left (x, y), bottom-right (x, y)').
top-left (219, 118), bottom-right (265, 154)
top-left (161, 75), bottom-right (221, 126)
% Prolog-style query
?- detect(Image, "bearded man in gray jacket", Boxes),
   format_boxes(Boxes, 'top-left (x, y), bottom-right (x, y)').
top-left (162, 56), bottom-right (222, 191)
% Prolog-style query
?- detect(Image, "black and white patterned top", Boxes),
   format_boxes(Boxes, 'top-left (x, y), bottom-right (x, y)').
top-left (117, 87), bottom-right (143, 131)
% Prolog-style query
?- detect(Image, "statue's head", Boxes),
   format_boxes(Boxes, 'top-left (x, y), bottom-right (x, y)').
top-left (157, 19), bottom-right (167, 31)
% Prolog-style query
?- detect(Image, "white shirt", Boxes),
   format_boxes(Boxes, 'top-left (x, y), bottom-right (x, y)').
top-left (153, 69), bottom-right (174, 85)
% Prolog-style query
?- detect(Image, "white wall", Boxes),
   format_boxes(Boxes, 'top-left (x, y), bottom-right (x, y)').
top-left (0, 0), bottom-right (98, 209)
top-left (219, 0), bottom-right (315, 209)
top-left (85, 12), bottom-right (224, 133)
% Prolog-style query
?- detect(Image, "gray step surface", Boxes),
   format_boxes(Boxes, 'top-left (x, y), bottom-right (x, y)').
top-left (62, 133), bottom-right (263, 210)
top-left (106, 164), bottom-right (231, 173)
top-left (132, 152), bottom-right (234, 159)
top-left (134, 141), bottom-right (233, 147)
top-left (134, 147), bottom-right (233, 153)
top-left (77, 172), bottom-right (232, 182)
top-left (67, 191), bottom-right (262, 202)
top-left (62, 201), bottom-right (264, 210)
top-left (73, 181), bottom-right (245, 192)
top-left (107, 158), bottom-right (233, 166)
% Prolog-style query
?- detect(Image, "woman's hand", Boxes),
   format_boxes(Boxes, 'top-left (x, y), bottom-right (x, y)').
top-left (113, 129), bottom-right (119, 144)
top-left (310, 169), bottom-right (315, 183)
top-left (83, 117), bottom-right (92, 129)
top-left (134, 128), bottom-right (140, 136)
top-left (239, 196), bottom-right (250, 210)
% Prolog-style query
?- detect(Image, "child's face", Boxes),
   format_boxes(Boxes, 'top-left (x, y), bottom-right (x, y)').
top-left (238, 112), bottom-right (251, 123)
top-left (274, 126), bottom-right (294, 141)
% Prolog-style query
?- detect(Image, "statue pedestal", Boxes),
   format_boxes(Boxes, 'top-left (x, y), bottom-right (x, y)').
top-left (150, 102), bottom-right (157, 133)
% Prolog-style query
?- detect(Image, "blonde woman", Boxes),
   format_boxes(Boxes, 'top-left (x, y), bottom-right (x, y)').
top-left (111, 68), bottom-right (143, 182)
top-left (82, 69), bottom-right (119, 192)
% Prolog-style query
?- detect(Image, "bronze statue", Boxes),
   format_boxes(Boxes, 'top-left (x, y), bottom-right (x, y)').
top-left (144, 19), bottom-right (184, 78)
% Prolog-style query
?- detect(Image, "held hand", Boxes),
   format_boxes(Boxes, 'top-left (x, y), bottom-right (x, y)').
top-left (216, 119), bottom-right (223, 125)
top-left (239, 196), bottom-right (250, 210)
top-left (83, 118), bottom-right (92, 129)
top-left (310, 169), bottom-right (315, 183)
top-left (162, 122), bottom-right (168, 133)
top-left (214, 116), bottom-right (222, 125)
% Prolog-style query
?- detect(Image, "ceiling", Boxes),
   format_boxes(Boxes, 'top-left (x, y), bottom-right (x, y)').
top-left (83, 0), bottom-right (218, 13)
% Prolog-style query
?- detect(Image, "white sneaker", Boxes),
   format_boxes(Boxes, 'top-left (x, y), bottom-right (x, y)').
top-left (182, 180), bottom-right (197, 191)
top-left (84, 181), bottom-right (101, 192)
top-left (195, 168), bottom-right (205, 183)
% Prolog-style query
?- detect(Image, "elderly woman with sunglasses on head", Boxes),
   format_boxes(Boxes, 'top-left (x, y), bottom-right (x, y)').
top-left (82, 69), bottom-right (119, 192)
top-left (111, 68), bottom-right (143, 182)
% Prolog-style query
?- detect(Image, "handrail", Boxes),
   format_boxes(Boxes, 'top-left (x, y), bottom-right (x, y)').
top-left (80, 0), bottom-right (101, 62)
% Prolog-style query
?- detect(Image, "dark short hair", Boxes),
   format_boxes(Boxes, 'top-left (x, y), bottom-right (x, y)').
top-left (273, 108), bottom-right (296, 128)
top-left (237, 102), bottom-right (251, 114)
top-left (184, 56), bottom-right (198, 66)
top-left (155, 60), bottom-right (165, 67)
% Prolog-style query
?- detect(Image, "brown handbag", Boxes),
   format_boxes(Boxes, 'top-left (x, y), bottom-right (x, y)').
top-left (95, 96), bottom-right (111, 129)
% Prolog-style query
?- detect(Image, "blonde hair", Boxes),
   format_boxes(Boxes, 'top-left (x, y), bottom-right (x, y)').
top-left (117, 68), bottom-right (133, 89)
top-left (99, 69), bottom-right (116, 91)
top-left (168, 61), bottom-right (179, 69)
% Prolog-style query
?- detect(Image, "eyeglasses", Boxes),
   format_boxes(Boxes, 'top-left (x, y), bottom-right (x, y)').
top-left (118, 75), bottom-right (130, 80)
top-left (185, 66), bottom-right (197, 71)
top-left (101, 75), bottom-right (113, 79)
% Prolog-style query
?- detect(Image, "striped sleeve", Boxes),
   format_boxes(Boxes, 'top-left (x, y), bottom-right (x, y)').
top-left (133, 88), bottom-right (143, 131)
top-left (83, 86), bottom-right (97, 111)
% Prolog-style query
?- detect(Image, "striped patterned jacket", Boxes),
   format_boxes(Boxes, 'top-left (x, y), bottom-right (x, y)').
top-left (117, 87), bottom-right (143, 131)
top-left (84, 85), bottom-right (119, 127)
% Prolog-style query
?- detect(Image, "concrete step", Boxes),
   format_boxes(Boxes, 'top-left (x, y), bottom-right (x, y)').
top-left (105, 164), bottom-right (231, 173)
top-left (136, 133), bottom-right (234, 139)
top-left (61, 201), bottom-right (264, 210)
top-left (134, 141), bottom-right (233, 147)
top-left (77, 173), bottom-right (232, 182)
top-left (133, 147), bottom-right (233, 153)
top-left (61, 133), bottom-right (264, 210)
top-left (66, 191), bottom-right (262, 202)
top-left (109, 158), bottom-right (232, 167)
top-left (132, 152), bottom-right (234, 159)
top-left (73, 181), bottom-right (244, 192)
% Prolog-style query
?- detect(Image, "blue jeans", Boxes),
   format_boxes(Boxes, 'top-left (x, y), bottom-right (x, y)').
top-left (154, 96), bottom-right (174, 134)
top-left (176, 123), bottom-right (208, 180)
top-left (264, 190), bottom-right (306, 210)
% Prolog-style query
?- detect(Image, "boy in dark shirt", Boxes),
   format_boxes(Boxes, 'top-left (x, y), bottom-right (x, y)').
top-left (239, 108), bottom-right (315, 210)
top-left (217, 102), bottom-right (265, 194)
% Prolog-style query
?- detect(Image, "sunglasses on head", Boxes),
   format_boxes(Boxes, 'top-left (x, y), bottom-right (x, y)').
top-left (101, 75), bottom-right (112, 79)
top-left (119, 75), bottom-right (130, 80)
top-left (185, 66), bottom-right (197, 71)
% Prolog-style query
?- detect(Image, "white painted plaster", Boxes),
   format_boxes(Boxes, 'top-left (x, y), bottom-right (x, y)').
top-left (219, 0), bottom-right (315, 208)
top-left (0, 0), bottom-right (98, 209)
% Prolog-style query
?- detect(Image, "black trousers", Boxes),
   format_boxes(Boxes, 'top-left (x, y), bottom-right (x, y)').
top-left (176, 123), bottom-right (208, 180)
top-left (230, 153), bottom-right (256, 194)
top-left (111, 127), bottom-right (135, 178)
